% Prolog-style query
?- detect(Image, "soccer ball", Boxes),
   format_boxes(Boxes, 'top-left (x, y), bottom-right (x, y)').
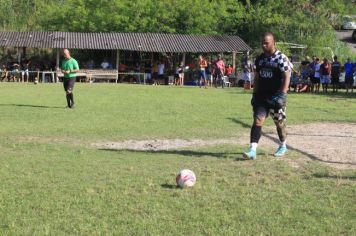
top-left (176, 169), bottom-right (196, 188)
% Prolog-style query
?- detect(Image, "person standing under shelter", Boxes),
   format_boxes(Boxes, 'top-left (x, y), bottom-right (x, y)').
top-left (243, 32), bottom-right (291, 160)
top-left (213, 54), bottom-right (225, 88)
top-left (198, 55), bottom-right (208, 88)
top-left (61, 49), bottom-right (79, 109)
top-left (157, 61), bottom-right (165, 85)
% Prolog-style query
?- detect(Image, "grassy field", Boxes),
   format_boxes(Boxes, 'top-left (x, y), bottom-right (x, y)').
top-left (0, 83), bottom-right (355, 235)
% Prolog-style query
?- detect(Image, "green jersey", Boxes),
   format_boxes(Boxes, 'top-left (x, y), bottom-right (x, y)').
top-left (61, 57), bottom-right (79, 79)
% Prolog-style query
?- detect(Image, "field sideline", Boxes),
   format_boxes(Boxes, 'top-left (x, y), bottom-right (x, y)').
top-left (0, 83), bottom-right (355, 235)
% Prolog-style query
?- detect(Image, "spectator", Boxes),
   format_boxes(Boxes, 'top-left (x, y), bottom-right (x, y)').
top-left (152, 61), bottom-right (158, 84)
top-left (296, 78), bottom-right (311, 93)
top-left (198, 55), bottom-right (208, 88)
top-left (0, 65), bottom-right (8, 82)
top-left (312, 57), bottom-right (321, 93)
top-left (331, 56), bottom-right (341, 93)
top-left (289, 71), bottom-right (300, 92)
top-left (320, 58), bottom-right (331, 93)
top-left (157, 61), bottom-right (165, 84)
top-left (144, 62), bottom-right (152, 84)
top-left (300, 56), bottom-right (311, 81)
top-left (100, 59), bottom-right (110, 69)
top-left (309, 56), bottom-right (317, 92)
top-left (205, 61), bottom-right (212, 86)
top-left (87, 59), bottom-right (94, 69)
top-left (212, 54), bottom-right (225, 88)
top-left (21, 58), bottom-right (31, 82)
top-left (344, 58), bottom-right (355, 93)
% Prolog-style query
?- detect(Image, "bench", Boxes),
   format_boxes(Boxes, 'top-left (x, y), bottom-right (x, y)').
top-left (56, 70), bottom-right (118, 83)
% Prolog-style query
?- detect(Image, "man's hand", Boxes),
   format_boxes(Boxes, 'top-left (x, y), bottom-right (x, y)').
top-left (269, 91), bottom-right (287, 109)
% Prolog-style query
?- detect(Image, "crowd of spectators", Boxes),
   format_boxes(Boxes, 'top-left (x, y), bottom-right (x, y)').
top-left (1, 54), bottom-right (355, 92)
top-left (289, 56), bottom-right (356, 93)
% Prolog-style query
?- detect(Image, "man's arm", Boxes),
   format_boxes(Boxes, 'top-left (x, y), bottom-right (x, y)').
top-left (280, 70), bottom-right (291, 93)
top-left (253, 71), bottom-right (260, 93)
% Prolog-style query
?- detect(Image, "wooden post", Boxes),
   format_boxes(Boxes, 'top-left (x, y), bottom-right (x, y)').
top-left (232, 51), bottom-right (236, 75)
top-left (116, 50), bottom-right (120, 83)
top-left (182, 53), bottom-right (186, 86)
top-left (17, 47), bottom-right (21, 64)
top-left (56, 48), bottom-right (60, 83)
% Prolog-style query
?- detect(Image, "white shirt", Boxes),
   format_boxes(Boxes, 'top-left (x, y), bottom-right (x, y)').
top-left (158, 63), bottom-right (165, 75)
top-left (101, 62), bottom-right (109, 69)
top-left (314, 63), bottom-right (321, 78)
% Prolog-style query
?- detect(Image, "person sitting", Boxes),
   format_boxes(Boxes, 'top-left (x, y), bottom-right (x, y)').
top-left (100, 59), bottom-right (110, 69)
top-left (289, 71), bottom-right (300, 92)
top-left (10, 63), bottom-right (20, 82)
top-left (296, 79), bottom-right (311, 93)
top-left (87, 59), bottom-right (94, 69)
top-left (0, 65), bottom-right (9, 82)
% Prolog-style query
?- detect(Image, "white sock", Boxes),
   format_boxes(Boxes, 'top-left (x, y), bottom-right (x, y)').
top-left (250, 142), bottom-right (258, 151)
top-left (281, 141), bottom-right (287, 147)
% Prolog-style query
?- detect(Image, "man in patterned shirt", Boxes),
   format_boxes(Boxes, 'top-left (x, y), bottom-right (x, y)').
top-left (243, 32), bottom-right (291, 160)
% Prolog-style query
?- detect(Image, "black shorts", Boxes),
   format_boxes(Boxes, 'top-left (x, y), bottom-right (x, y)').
top-left (253, 97), bottom-right (286, 122)
top-left (331, 77), bottom-right (339, 84)
top-left (345, 75), bottom-right (354, 85)
top-left (311, 76), bottom-right (320, 84)
top-left (63, 77), bottom-right (76, 92)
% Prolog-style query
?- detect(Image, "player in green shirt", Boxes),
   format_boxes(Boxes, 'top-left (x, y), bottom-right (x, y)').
top-left (61, 48), bottom-right (79, 108)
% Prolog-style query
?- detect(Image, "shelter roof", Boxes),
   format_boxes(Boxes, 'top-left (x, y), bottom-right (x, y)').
top-left (0, 31), bottom-right (251, 53)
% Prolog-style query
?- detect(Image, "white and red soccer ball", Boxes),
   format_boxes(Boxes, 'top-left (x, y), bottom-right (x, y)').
top-left (176, 169), bottom-right (196, 188)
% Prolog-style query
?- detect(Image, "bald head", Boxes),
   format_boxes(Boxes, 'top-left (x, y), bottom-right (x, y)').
top-left (63, 49), bottom-right (71, 59)
top-left (261, 32), bottom-right (276, 55)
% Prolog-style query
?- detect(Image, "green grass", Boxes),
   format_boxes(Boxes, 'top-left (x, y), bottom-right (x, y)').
top-left (0, 83), bottom-right (355, 235)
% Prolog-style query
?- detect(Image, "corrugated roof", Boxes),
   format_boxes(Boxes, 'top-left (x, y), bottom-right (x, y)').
top-left (0, 31), bottom-right (251, 53)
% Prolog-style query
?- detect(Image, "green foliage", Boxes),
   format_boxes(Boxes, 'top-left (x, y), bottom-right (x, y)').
top-left (0, 1), bottom-right (354, 58)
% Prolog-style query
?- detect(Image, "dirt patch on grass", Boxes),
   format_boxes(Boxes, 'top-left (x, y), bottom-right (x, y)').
top-left (93, 122), bottom-right (356, 169)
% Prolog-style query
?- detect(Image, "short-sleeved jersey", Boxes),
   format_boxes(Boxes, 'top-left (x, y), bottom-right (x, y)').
top-left (331, 61), bottom-right (341, 78)
top-left (61, 58), bottom-right (79, 79)
top-left (254, 50), bottom-right (291, 97)
top-left (344, 62), bottom-right (355, 77)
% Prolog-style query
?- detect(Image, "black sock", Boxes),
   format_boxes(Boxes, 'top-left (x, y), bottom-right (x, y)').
top-left (69, 93), bottom-right (74, 105)
top-left (250, 125), bottom-right (262, 143)
top-left (66, 94), bottom-right (71, 107)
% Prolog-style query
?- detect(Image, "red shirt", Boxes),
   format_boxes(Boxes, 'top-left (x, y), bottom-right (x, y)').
top-left (199, 59), bottom-right (207, 69)
top-left (226, 66), bottom-right (233, 74)
top-left (320, 62), bottom-right (331, 75)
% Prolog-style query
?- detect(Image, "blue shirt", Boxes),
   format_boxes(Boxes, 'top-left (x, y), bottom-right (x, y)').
top-left (344, 62), bottom-right (355, 77)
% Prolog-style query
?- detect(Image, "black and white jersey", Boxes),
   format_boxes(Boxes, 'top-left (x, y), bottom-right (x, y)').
top-left (255, 50), bottom-right (292, 97)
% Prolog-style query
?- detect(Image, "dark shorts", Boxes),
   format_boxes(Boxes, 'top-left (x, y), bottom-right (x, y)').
top-left (345, 75), bottom-right (354, 85)
top-left (311, 76), bottom-right (320, 84)
top-left (63, 77), bottom-right (76, 92)
top-left (253, 98), bottom-right (286, 122)
top-left (331, 76), bottom-right (339, 84)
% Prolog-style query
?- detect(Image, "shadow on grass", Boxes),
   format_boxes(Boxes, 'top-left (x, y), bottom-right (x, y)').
top-left (100, 148), bottom-right (249, 160)
top-left (0, 103), bottom-right (64, 109)
top-left (229, 118), bottom-right (356, 166)
top-left (227, 117), bottom-right (251, 129)
top-left (161, 183), bottom-right (180, 189)
top-left (313, 173), bottom-right (356, 180)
